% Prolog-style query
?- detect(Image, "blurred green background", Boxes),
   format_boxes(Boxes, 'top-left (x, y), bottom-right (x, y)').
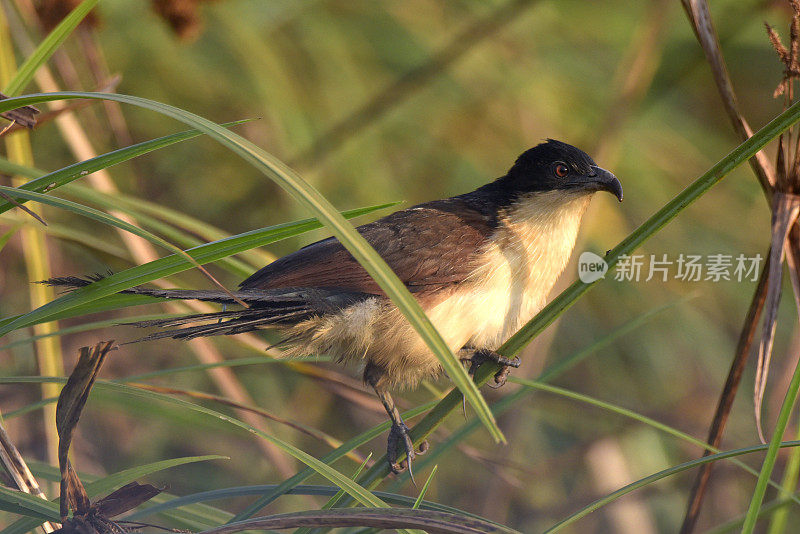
top-left (1, 0), bottom-right (798, 531)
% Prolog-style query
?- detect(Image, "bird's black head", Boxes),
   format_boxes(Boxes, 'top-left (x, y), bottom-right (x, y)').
top-left (468, 140), bottom-right (623, 211)
top-left (505, 139), bottom-right (623, 202)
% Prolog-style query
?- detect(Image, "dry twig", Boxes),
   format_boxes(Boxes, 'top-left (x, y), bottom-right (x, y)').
top-left (54, 342), bottom-right (166, 534)
top-left (680, 1), bottom-right (800, 531)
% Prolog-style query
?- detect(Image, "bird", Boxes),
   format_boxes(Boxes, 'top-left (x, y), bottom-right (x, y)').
top-left (46, 139), bottom-right (622, 479)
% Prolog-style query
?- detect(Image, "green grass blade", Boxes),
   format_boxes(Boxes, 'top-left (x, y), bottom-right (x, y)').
top-left (0, 91), bottom-right (502, 444)
top-left (0, 294), bottom-right (160, 332)
top-left (0, 377), bottom-right (393, 512)
top-left (323, 453), bottom-right (372, 510)
top-left (742, 357), bottom-right (800, 532)
top-left (347, 96), bottom-right (800, 490)
top-left (508, 377), bottom-right (800, 503)
top-left (545, 441), bottom-right (800, 533)
top-left (2, 0), bottom-right (98, 96)
top-left (0, 203), bottom-right (392, 334)
top-left (62, 182), bottom-right (287, 269)
top-left (0, 185), bottom-right (204, 258)
top-left (511, 378), bottom-right (714, 450)
top-left (1, 456), bottom-right (230, 534)
top-left (367, 300), bottom-right (687, 492)
top-left (0, 486), bottom-right (57, 522)
top-left (0, 223), bottom-right (20, 251)
top-left (765, 421), bottom-right (800, 534)
top-left (229, 401), bottom-right (437, 523)
top-left (82, 455), bottom-right (229, 500)
top-left (536, 295), bottom-right (696, 382)
top-left (130, 484), bottom-right (490, 520)
top-left (412, 465), bottom-right (437, 509)
top-left (0, 120), bottom-right (252, 217)
top-left (60, 184), bottom-right (254, 277)
top-left (499, 98), bottom-right (800, 360)
top-left (707, 496), bottom-right (796, 534)
top-left (202, 508), bottom-right (519, 534)
top-left (292, 456), bottom-right (378, 534)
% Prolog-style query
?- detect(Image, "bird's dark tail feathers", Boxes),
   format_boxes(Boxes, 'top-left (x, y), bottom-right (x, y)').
top-left (42, 275), bottom-right (371, 342)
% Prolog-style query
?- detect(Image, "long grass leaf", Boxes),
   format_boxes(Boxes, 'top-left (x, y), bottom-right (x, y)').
top-left (765, 420), bottom-right (800, 534)
top-left (24, 461), bottom-right (235, 529)
top-left (545, 441), bottom-right (800, 533)
top-left (0, 91), bottom-right (501, 442)
top-left (0, 486), bottom-right (57, 521)
top-left (198, 508), bottom-right (520, 534)
top-left (742, 354), bottom-right (800, 532)
top-left (508, 377), bottom-right (800, 502)
top-left (0, 120), bottom-right (252, 217)
top-left (129, 484), bottom-right (489, 521)
top-left (59, 184), bottom-right (254, 277)
top-left (412, 465), bottom-right (437, 509)
top-left (0, 377), bottom-right (393, 511)
top-left (499, 99), bottom-right (800, 360)
top-left (0, 203), bottom-right (391, 333)
top-left (230, 400), bottom-right (438, 523)
top-left (83, 455), bottom-right (229, 501)
top-left (1, 455), bottom-right (228, 534)
top-left (2, 0), bottom-right (98, 96)
top-left (292, 454), bottom-right (379, 534)
top-left (356, 91), bottom-right (800, 486)
top-left (0, 223), bottom-right (20, 251)
top-left (66, 180), bottom-right (280, 264)
top-left (0, 185), bottom-right (204, 257)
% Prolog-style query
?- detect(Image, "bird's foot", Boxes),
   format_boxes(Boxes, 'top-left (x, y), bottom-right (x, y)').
top-left (387, 421), bottom-right (429, 483)
top-left (462, 349), bottom-right (521, 388)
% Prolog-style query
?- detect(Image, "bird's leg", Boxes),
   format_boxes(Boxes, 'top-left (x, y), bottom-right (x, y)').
top-left (458, 347), bottom-right (521, 388)
top-left (363, 362), bottom-right (428, 483)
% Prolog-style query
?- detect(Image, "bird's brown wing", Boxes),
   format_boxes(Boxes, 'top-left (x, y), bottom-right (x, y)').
top-left (239, 198), bottom-right (495, 296)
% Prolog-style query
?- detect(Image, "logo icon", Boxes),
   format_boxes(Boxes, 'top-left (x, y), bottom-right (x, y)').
top-left (578, 251), bottom-right (608, 283)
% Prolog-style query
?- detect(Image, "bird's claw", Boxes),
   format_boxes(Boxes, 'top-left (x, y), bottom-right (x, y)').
top-left (462, 349), bottom-right (520, 389)
top-left (387, 422), bottom-right (428, 484)
top-left (489, 356), bottom-right (520, 388)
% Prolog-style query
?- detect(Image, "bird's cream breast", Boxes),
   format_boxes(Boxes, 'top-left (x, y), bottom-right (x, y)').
top-left (459, 190), bottom-right (591, 348)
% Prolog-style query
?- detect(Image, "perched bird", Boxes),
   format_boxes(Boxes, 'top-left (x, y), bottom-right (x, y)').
top-left (47, 139), bottom-right (622, 478)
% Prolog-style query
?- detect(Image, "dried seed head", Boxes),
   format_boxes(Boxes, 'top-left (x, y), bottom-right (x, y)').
top-left (767, 23), bottom-right (791, 66)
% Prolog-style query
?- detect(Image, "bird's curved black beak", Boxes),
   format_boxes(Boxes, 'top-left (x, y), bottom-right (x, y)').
top-left (574, 166), bottom-right (623, 202)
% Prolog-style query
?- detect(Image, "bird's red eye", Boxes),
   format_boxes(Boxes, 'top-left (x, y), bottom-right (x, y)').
top-left (555, 163), bottom-right (569, 178)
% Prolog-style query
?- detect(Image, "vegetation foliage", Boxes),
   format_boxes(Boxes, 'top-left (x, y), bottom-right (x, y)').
top-left (3, 0), bottom-right (800, 532)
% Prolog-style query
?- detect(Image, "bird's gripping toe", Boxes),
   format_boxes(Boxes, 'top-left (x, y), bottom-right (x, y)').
top-left (387, 422), bottom-right (429, 482)
top-left (461, 348), bottom-right (521, 388)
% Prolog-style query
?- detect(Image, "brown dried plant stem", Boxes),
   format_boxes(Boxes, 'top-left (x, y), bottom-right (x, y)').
top-left (0, 412), bottom-right (59, 532)
top-left (10, 0), bottom-right (300, 479)
top-left (681, 0), bottom-right (775, 192)
top-left (0, 6), bottom-right (64, 471)
top-left (680, 254), bottom-right (770, 534)
top-left (676, 1), bottom-right (793, 531)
